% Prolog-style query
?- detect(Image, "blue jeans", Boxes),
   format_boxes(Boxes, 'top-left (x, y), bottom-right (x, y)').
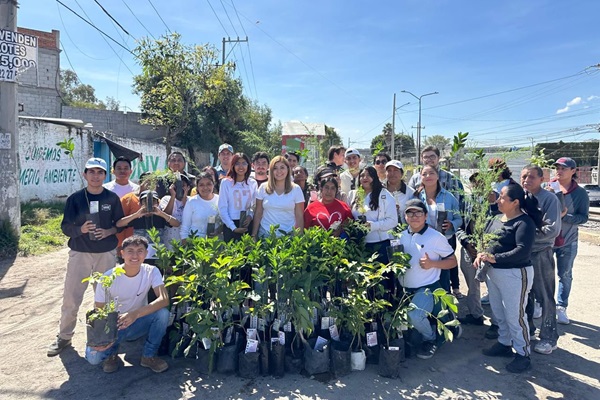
top-left (407, 286), bottom-right (436, 342)
top-left (85, 308), bottom-right (169, 364)
top-left (555, 241), bottom-right (578, 308)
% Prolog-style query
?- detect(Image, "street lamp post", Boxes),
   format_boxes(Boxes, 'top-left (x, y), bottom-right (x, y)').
top-left (391, 95), bottom-right (410, 159)
top-left (401, 90), bottom-right (438, 162)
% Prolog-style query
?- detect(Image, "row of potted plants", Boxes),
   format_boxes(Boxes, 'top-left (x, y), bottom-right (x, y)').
top-left (146, 223), bottom-right (458, 379)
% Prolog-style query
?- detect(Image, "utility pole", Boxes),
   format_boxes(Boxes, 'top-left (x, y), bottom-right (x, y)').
top-left (390, 94), bottom-right (410, 160)
top-left (401, 90), bottom-right (438, 162)
top-left (0, 0), bottom-right (20, 234)
top-left (222, 36), bottom-right (248, 66)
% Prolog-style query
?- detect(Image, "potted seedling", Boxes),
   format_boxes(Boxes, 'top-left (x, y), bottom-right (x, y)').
top-left (83, 266), bottom-right (125, 347)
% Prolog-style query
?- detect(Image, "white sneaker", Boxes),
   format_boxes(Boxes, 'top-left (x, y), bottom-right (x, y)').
top-left (556, 306), bottom-right (570, 325)
top-left (533, 302), bottom-right (542, 319)
top-left (481, 293), bottom-right (490, 305)
top-left (534, 341), bottom-right (557, 355)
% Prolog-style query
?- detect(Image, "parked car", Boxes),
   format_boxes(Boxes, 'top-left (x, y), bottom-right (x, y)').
top-left (582, 184), bottom-right (600, 206)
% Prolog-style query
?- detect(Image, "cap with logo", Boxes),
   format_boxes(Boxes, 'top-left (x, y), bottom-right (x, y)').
top-left (85, 157), bottom-right (107, 172)
top-left (218, 144), bottom-right (234, 155)
top-left (139, 190), bottom-right (160, 200)
top-left (553, 157), bottom-right (576, 169)
top-left (385, 160), bottom-right (404, 171)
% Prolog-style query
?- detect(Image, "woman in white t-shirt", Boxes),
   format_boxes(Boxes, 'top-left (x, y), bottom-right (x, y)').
top-left (251, 155), bottom-right (305, 238)
top-left (218, 153), bottom-right (257, 242)
top-left (180, 172), bottom-right (220, 241)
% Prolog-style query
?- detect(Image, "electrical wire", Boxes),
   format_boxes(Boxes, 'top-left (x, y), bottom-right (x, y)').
top-left (147, 0), bottom-right (171, 33)
top-left (229, 0), bottom-right (258, 99)
top-left (93, 0), bottom-right (132, 38)
top-left (55, 0), bottom-right (134, 56)
top-left (121, 0), bottom-right (156, 40)
top-left (206, 0), bottom-right (230, 37)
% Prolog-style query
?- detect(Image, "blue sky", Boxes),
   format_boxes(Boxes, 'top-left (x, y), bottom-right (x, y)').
top-left (19, 1), bottom-right (600, 149)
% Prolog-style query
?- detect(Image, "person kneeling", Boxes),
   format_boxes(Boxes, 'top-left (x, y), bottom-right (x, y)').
top-left (398, 199), bottom-right (458, 360)
top-left (85, 235), bottom-right (170, 373)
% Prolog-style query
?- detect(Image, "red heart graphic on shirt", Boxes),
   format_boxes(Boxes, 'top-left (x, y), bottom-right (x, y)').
top-left (316, 211), bottom-right (342, 229)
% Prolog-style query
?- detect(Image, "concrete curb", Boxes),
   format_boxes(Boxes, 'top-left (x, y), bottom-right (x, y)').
top-left (580, 229), bottom-right (600, 246)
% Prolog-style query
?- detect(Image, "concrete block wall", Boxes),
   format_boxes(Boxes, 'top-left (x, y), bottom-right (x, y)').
top-left (62, 106), bottom-right (168, 142)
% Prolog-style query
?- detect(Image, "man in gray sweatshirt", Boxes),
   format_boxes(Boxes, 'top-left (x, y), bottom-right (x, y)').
top-left (521, 165), bottom-right (562, 355)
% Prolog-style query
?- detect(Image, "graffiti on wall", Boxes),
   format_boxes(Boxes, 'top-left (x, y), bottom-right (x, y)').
top-left (19, 144), bottom-right (79, 186)
top-left (131, 155), bottom-right (168, 179)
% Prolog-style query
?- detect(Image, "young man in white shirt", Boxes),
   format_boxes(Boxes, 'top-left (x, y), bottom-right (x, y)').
top-left (340, 148), bottom-right (361, 196)
top-left (85, 236), bottom-right (170, 373)
top-left (103, 156), bottom-right (139, 198)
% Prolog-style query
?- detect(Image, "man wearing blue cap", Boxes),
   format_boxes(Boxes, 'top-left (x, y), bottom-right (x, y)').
top-left (48, 157), bottom-right (124, 356)
top-left (216, 143), bottom-right (234, 180)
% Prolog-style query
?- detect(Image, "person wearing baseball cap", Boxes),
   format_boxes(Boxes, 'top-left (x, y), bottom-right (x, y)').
top-left (397, 198), bottom-right (458, 360)
top-left (384, 160), bottom-right (415, 223)
top-left (340, 148), bottom-right (361, 196)
top-left (48, 157), bottom-right (125, 357)
top-left (550, 156), bottom-right (589, 325)
top-left (216, 144), bottom-right (234, 180)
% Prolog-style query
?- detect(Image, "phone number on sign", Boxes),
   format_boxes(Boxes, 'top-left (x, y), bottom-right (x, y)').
top-left (0, 68), bottom-right (16, 80)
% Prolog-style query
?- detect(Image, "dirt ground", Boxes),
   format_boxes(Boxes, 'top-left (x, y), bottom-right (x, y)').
top-left (1, 234), bottom-right (599, 400)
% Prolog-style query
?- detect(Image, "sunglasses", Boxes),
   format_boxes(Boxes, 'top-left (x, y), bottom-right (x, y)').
top-left (374, 160), bottom-right (387, 165)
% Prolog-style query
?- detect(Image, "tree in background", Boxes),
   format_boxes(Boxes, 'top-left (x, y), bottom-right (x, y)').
top-left (424, 135), bottom-right (451, 155)
top-left (60, 69), bottom-right (112, 110)
top-left (318, 126), bottom-right (343, 164)
top-left (370, 123), bottom-right (415, 160)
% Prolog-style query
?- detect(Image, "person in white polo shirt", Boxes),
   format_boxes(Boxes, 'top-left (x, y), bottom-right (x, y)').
top-left (398, 198), bottom-right (457, 360)
top-left (340, 148), bottom-right (362, 196)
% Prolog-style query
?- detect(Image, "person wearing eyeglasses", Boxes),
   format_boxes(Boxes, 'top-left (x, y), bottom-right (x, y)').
top-left (373, 152), bottom-right (391, 182)
top-left (408, 146), bottom-right (463, 205)
top-left (398, 199), bottom-right (458, 360)
top-left (218, 153), bottom-right (257, 242)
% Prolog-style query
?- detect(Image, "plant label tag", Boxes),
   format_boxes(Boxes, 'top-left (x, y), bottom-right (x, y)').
top-left (278, 331), bottom-right (285, 345)
top-left (329, 325), bottom-right (340, 341)
top-left (186, 305), bottom-right (192, 313)
top-left (247, 328), bottom-right (257, 340)
top-left (211, 327), bottom-right (220, 339)
top-left (284, 322), bottom-right (292, 332)
top-left (202, 337), bottom-right (212, 350)
top-left (271, 337), bottom-right (280, 344)
top-left (182, 322), bottom-right (189, 335)
top-left (250, 315), bottom-right (258, 329)
top-left (168, 309), bottom-right (176, 326)
top-left (272, 319), bottom-right (280, 331)
top-left (390, 239), bottom-right (401, 247)
top-left (225, 327), bottom-right (233, 344)
top-left (315, 336), bottom-right (329, 351)
top-left (366, 332), bottom-right (378, 347)
top-left (388, 346), bottom-right (400, 351)
top-left (321, 317), bottom-right (330, 330)
top-left (245, 338), bottom-right (259, 353)
top-left (437, 203), bottom-right (446, 212)
top-left (371, 322), bottom-right (378, 331)
top-left (258, 318), bottom-right (266, 331)
top-left (89, 201), bottom-right (99, 214)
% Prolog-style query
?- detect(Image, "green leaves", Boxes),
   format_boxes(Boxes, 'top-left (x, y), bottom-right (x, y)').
top-left (56, 138), bottom-right (75, 158)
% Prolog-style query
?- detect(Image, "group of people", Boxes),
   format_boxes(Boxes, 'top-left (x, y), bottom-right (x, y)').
top-left (47, 141), bottom-right (589, 376)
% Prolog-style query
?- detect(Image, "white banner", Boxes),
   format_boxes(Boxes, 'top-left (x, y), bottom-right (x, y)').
top-left (0, 29), bottom-right (38, 82)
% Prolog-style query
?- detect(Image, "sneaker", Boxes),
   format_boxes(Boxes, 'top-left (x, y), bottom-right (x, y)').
top-left (506, 354), bottom-right (531, 373)
top-left (481, 294), bottom-right (490, 304)
top-left (47, 336), bottom-right (72, 357)
top-left (141, 356), bottom-right (169, 373)
top-left (482, 342), bottom-right (514, 357)
top-left (458, 314), bottom-right (485, 325)
top-left (453, 289), bottom-right (465, 299)
top-left (416, 341), bottom-right (437, 360)
top-left (533, 302), bottom-right (542, 319)
top-left (557, 306), bottom-right (570, 325)
top-left (485, 324), bottom-right (499, 339)
top-left (534, 340), bottom-right (557, 355)
top-left (103, 354), bottom-right (121, 373)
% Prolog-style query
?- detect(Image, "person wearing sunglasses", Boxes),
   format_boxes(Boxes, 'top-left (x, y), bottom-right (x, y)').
top-left (373, 152), bottom-right (391, 182)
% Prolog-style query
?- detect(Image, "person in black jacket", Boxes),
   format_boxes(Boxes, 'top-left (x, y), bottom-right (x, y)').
top-left (47, 158), bottom-right (124, 357)
top-left (475, 183), bottom-right (544, 373)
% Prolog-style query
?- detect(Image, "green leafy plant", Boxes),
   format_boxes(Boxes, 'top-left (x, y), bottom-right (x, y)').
top-left (83, 266), bottom-right (126, 322)
top-left (529, 148), bottom-right (554, 168)
top-left (56, 138), bottom-right (75, 158)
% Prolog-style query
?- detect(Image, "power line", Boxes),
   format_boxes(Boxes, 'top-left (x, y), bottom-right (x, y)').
top-left (219, 0), bottom-right (239, 37)
top-left (206, 0), bottom-right (230, 36)
top-left (122, 0), bottom-right (156, 40)
top-left (56, 2), bottom-right (111, 61)
top-left (93, 0), bottom-right (132, 38)
top-left (147, 0), bottom-right (171, 33)
top-left (55, 0), bottom-right (134, 56)
top-left (229, 0), bottom-right (258, 99)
